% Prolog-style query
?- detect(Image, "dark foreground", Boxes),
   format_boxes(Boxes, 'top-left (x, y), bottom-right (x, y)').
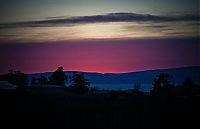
top-left (0, 87), bottom-right (199, 129)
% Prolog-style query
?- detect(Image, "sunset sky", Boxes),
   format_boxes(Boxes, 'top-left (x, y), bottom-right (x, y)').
top-left (0, 0), bottom-right (199, 73)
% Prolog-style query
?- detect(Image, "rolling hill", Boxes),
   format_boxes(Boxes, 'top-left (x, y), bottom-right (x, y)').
top-left (28, 66), bottom-right (200, 91)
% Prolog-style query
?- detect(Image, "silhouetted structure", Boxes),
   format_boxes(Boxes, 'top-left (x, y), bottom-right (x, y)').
top-left (49, 66), bottom-right (68, 85)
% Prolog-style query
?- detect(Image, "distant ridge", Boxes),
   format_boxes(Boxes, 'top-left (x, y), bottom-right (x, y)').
top-left (28, 66), bottom-right (200, 89)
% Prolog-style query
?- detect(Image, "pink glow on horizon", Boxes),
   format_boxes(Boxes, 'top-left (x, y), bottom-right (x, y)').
top-left (0, 38), bottom-right (198, 74)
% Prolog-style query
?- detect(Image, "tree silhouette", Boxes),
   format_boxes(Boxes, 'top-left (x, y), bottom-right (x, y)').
top-left (152, 73), bottom-right (173, 96)
top-left (70, 72), bottom-right (90, 93)
top-left (0, 70), bottom-right (28, 88)
top-left (182, 77), bottom-right (193, 97)
top-left (49, 66), bottom-right (68, 86)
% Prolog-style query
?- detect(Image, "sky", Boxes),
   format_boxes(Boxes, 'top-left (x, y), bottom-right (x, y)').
top-left (0, 0), bottom-right (199, 23)
top-left (0, 0), bottom-right (199, 73)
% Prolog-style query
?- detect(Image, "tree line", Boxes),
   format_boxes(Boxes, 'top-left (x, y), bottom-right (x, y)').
top-left (0, 66), bottom-right (90, 93)
top-left (0, 66), bottom-right (199, 97)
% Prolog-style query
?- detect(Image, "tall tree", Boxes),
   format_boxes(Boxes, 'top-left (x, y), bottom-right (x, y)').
top-left (71, 72), bottom-right (90, 93)
top-left (152, 73), bottom-right (173, 96)
top-left (182, 77), bottom-right (193, 97)
top-left (49, 66), bottom-right (68, 86)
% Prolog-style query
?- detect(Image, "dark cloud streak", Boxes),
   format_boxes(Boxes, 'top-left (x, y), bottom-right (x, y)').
top-left (0, 12), bottom-right (199, 28)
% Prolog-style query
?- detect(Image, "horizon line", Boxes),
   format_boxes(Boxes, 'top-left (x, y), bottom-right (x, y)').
top-left (3, 65), bottom-right (198, 75)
